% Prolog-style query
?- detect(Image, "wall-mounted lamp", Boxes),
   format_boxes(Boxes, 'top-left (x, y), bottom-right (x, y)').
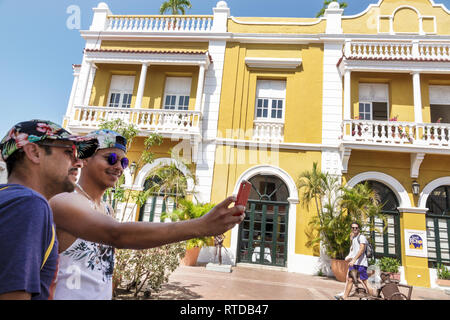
top-left (412, 181), bottom-right (420, 196)
top-left (130, 161), bottom-right (137, 176)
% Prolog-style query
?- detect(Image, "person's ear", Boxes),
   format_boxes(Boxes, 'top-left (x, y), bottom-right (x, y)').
top-left (21, 143), bottom-right (42, 165)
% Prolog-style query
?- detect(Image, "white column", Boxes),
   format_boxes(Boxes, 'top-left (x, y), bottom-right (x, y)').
top-left (79, 62), bottom-right (92, 108)
top-left (412, 72), bottom-right (423, 123)
top-left (195, 64), bottom-right (206, 112)
top-left (65, 65), bottom-right (81, 121)
top-left (343, 70), bottom-right (352, 120)
top-left (135, 63), bottom-right (149, 109)
top-left (83, 64), bottom-right (97, 107)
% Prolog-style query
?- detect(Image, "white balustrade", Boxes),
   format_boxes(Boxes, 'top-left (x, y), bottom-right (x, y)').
top-left (419, 43), bottom-right (450, 60)
top-left (71, 106), bottom-right (202, 136)
top-left (106, 15), bottom-right (213, 32)
top-left (345, 41), bottom-right (450, 61)
top-left (342, 120), bottom-right (450, 147)
top-left (253, 121), bottom-right (284, 143)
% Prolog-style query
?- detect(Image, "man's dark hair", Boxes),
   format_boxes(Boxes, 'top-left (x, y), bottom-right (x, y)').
top-left (351, 221), bottom-right (360, 228)
top-left (5, 142), bottom-right (53, 177)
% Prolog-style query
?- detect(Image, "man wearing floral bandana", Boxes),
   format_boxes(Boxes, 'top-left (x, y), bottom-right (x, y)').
top-left (50, 129), bottom-right (246, 300)
top-left (0, 120), bottom-right (97, 300)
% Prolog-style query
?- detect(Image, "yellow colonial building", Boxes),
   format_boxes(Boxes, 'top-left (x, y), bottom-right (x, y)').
top-left (63, 0), bottom-right (450, 288)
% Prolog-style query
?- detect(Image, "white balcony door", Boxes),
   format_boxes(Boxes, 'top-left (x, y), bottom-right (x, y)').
top-left (359, 83), bottom-right (389, 121)
top-left (163, 77), bottom-right (192, 110)
top-left (255, 80), bottom-right (286, 122)
top-left (108, 75), bottom-right (135, 109)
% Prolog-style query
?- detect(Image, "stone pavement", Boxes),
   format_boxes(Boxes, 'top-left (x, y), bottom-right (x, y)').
top-left (152, 264), bottom-right (450, 300)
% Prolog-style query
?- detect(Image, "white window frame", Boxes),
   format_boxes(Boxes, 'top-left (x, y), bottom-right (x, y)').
top-left (358, 83), bottom-right (390, 121)
top-left (107, 75), bottom-right (135, 109)
top-left (163, 77), bottom-right (192, 111)
top-left (254, 80), bottom-right (286, 123)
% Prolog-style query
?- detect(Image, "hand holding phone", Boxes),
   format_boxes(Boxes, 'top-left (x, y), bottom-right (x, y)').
top-left (233, 180), bottom-right (251, 216)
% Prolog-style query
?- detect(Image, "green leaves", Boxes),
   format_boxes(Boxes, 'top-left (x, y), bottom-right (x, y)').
top-left (159, 0), bottom-right (192, 15)
top-left (297, 163), bottom-right (384, 260)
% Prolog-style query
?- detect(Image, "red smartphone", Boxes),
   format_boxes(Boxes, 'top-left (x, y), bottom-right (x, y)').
top-left (233, 180), bottom-right (251, 215)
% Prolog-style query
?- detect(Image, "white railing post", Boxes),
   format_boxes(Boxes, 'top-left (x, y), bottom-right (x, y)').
top-left (212, 1), bottom-right (229, 33)
top-left (89, 3), bottom-right (112, 31)
top-left (325, 1), bottom-right (344, 34)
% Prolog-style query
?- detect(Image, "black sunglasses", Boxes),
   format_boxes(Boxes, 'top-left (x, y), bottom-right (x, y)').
top-left (351, 226), bottom-right (359, 230)
top-left (105, 153), bottom-right (129, 169)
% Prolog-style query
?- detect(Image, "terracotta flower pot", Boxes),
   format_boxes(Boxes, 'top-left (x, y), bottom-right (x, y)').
top-left (388, 272), bottom-right (401, 281)
top-left (331, 259), bottom-right (349, 282)
top-left (436, 279), bottom-right (450, 287)
top-left (181, 247), bottom-right (201, 266)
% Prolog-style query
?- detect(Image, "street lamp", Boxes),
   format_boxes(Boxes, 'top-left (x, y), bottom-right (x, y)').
top-left (412, 181), bottom-right (420, 196)
top-left (130, 161), bottom-right (137, 176)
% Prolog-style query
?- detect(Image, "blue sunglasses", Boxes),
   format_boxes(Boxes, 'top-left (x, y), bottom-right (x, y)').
top-left (106, 153), bottom-right (129, 169)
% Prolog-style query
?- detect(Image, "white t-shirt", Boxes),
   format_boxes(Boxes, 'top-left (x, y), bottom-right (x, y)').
top-left (349, 234), bottom-right (368, 267)
top-left (54, 193), bottom-right (114, 300)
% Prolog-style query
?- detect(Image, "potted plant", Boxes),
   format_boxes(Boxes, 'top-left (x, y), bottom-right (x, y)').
top-left (162, 199), bottom-right (215, 266)
top-left (377, 257), bottom-right (401, 281)
top-left (436, 264), bottom-right (450, 291)
top-left (298, 164), bottom-right (352, 282)
top-left (297, 163), bottom-right (385, 282)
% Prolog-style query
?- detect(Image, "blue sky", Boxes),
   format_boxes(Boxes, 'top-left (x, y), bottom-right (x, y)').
top-left (0, 0), bottom-right (449, 135)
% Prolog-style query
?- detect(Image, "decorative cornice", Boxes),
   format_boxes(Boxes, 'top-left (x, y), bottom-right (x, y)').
top-left (245, 57), bottom-right (302, 69)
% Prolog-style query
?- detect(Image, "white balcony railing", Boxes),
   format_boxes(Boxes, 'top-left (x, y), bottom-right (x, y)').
top-left (70, 106), bottom-right (202, 136)
top-left (342, 120), bottom-right (450, 147)
top-left (106, 15), bottom-right (214, 32)
top-left (253, 121), bottom-right (284, 143)
top-left (345, 41), bottom-right (450, 61)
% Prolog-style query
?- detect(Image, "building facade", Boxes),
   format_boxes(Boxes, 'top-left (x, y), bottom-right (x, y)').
top-left (64, 0), bottom-right (450, 288)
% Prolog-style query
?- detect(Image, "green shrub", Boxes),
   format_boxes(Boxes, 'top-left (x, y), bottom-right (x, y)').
top-left (113, 241), bottom-right (186, 298)
top-left (437, 264), bottom-right (450, 280)
top-left (377, 257), bottom-right (400, 273)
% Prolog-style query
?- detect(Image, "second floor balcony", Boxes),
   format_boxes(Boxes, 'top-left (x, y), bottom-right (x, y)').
top-left (342, 119), bottom-right (450, 148)
top-left (69, 106), bottom-right (202, 137)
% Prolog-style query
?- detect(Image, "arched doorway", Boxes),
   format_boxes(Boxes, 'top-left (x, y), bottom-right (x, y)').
top-left (358, 180), bottom-right (402, 262)
top-left (426, 185), bottom-right (450, 267)
top-left (137, 166), bottom-right (186, 222)
top-left (237, 175), bottom-right (289, 267)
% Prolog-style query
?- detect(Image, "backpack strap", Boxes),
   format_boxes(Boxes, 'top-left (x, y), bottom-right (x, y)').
top-left (0, 186), bottom-right (9, 192)
top-left (41, 224), bottom-right (55, 270)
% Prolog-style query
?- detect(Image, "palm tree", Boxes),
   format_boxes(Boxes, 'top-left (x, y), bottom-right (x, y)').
top-left (340, 181), bottom-right (387, 234)
top-left (144, 162), bottom-right (195, 205)
top-left (159, 0), bottom-right (192, 15)
top-left (296, 162), bottom-right (329, 226)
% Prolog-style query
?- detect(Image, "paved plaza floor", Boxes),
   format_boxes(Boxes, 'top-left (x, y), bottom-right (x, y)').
top-left (151, 264), bottom-right (450, 300)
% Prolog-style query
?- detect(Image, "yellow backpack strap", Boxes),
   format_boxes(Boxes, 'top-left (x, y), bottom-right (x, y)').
top-left (41, 225), bottom-right (55, 270)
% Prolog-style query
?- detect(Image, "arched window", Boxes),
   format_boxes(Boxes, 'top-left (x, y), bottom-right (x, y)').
top-left (138, 166), bottom-right (186, 222)
top-left (426, 186), bottom-right (450, 267)
top-left (238, 175), bottom-right (289, 267)
top-left (358, 181), bottom-right (402, 262)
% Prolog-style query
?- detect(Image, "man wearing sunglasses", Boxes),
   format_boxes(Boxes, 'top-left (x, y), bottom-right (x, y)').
top-left (0, 120), bottom-right (97, 300)
top-left (49, 129), bottom-right (246, 300)
top-left (338, 222), bottom-right (373, 300)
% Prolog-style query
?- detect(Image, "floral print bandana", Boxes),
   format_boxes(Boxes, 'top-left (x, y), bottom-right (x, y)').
top-left (0, 120), bottom-right (99, 161)
top-left (84, 129), bottom-right (127, 153)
